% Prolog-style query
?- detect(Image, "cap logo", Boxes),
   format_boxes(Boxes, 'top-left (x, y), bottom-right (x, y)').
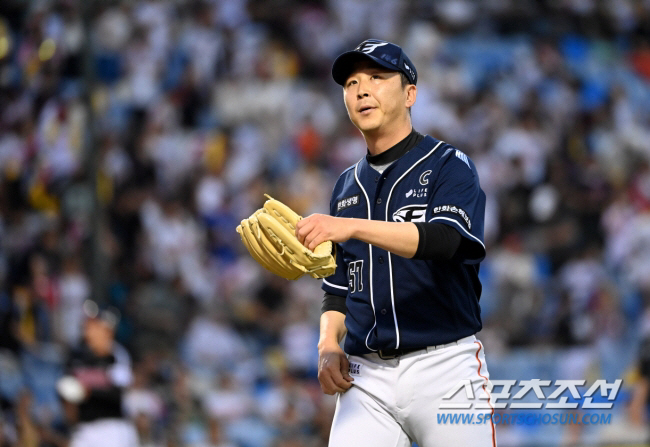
top-left (404, 62), bottom-right (415, 81)
top-left (356, 41), bottom-right (389, 54)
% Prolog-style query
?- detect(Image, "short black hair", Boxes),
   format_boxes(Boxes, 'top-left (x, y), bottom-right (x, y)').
top-left (400, 72), bottom-right (411, 88)
top-left (400, 72), bottom-right (413, 115)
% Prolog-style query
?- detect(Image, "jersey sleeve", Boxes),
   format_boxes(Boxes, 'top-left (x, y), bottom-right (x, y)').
top-left (321, 243), bottom-right (349, 296)
top-left (428, 151), bottom-right (486, 264)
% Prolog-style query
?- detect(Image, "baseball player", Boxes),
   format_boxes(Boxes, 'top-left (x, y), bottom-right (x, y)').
top-left (295, 39), bottom-right (497, 446)
top-left (57, 300), bottom-right (139, 447)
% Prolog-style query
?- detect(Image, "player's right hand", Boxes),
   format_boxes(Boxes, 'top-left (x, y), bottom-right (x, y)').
top-left (318, 343), bottom-right (354, 395)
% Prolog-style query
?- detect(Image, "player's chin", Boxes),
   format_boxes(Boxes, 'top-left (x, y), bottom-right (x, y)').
top-left (352, 117), bottom-right (381, 133)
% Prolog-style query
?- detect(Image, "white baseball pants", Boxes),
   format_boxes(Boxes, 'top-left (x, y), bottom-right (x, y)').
top-left (70, 418), bottom-right (139, 447)
top-left (328, 335), bottom-right (497, 447)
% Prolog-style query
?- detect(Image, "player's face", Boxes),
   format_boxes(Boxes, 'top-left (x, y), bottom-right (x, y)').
top-left (343, 61), bottom-right (415, 134)
top-left (83, 318), bottom-right (114, 356)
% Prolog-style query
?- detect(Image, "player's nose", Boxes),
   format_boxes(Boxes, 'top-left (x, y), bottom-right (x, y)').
top-left (356, 78), bottom-right (370, 99)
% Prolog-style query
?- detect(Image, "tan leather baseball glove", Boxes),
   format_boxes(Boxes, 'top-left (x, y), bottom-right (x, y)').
top-left (236, 195), bottom-right (336, 280)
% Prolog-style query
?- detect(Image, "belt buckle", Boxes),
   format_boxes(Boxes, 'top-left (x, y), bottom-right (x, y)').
top-left (378, 350), bottom-right (398, 360)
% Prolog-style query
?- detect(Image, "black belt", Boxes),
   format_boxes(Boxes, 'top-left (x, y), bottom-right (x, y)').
top-left (377, 346), bottom-right (426, 359)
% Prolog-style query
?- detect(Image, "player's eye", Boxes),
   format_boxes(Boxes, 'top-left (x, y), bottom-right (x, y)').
top-left (346, 80), bottom-right (357, 87)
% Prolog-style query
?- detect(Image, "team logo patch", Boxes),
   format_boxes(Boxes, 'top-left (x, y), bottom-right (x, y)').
top-left (349, 362), bottom-right (361, 376)
top-left (393, 204), bottom-right (427, 222)
top-left (433, 205), bottom-right (471, 229)
top-left (337, 194), bottom-right (360, 212)
top-left (356, 40), bottom-right (388, 54)
top-left (419, 170), bottom-right (432, 185)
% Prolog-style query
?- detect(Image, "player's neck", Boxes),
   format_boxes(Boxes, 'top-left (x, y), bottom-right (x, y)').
top-left (363, 119), bottom-right (412, 156)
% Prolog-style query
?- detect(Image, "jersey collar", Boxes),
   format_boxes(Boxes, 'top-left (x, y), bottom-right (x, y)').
top-left (366, 128), bottom-right (424, 166)
top-left (359, 134), bottom-right (440, 181)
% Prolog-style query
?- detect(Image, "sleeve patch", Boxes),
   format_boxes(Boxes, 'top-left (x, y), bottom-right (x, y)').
top-left (432, 205), bottom-right (471, 230)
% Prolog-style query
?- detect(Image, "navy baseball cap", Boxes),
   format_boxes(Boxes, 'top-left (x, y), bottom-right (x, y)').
top-left (332, 39), bottom-right (417, 86)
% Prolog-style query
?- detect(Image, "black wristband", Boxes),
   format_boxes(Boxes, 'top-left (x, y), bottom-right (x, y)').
top-left (413, 222), bottom-right (462, 260)
top-left (321, 292), bottom-right (347, 315)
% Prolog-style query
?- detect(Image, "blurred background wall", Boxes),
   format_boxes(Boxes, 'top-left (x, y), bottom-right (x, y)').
top-left (2, 0), bottom-right (650, 446)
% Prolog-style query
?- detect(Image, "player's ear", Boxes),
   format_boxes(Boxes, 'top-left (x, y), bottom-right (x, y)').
top-left (405, 84), bottom-right (417, 108)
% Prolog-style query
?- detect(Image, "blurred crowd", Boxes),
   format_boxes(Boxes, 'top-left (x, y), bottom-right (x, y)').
top-left (2, 0), bottom-right (650, 446)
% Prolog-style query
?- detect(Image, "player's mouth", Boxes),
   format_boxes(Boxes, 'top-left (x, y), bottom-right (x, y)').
top-left (358, 106), bottom-right (376, 115)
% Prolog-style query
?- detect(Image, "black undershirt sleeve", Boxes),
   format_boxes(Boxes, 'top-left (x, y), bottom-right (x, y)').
top-left (413, 222), bottom-right (462, 260)
top-left (322, 293), bottom-right (347, 315)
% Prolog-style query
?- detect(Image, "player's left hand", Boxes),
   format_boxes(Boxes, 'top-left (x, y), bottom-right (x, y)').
top-left (318, 342), bottom-right (354, 395)
top-left (296, 214), bottom-right (354, 251)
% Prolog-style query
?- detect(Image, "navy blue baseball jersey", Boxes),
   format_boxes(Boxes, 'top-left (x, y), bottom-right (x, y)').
top-left (321, 135), bottom-right (487, 356)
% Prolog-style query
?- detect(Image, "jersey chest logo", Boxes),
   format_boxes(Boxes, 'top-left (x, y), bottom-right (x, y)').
top-left (337, 194), bottom-right (360, 212)
top-left (392, 204), bottom-right (427, 222)
top-left (406, 188), bottom-right (427, 198)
